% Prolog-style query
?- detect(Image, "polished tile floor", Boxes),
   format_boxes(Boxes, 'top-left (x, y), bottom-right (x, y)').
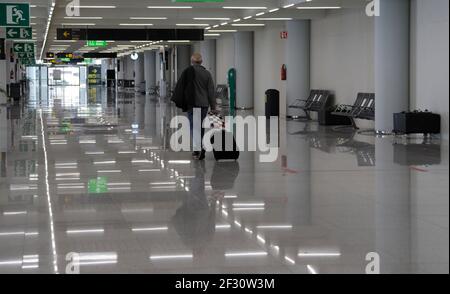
top-left (0, 86), bottom-right (448, 274)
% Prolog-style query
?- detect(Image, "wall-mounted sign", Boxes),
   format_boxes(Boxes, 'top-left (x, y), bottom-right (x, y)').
top-left (13, 42), bottom-right (34, 53)
top-left (6, 27), bottom-right (32, 39)
top-left (17, 52), bottom-right (34, 59)
top-left (88, 65), bottom-right (102, 85)
top-left (20, 58), bottom-right (35, 66)
top-left (0, 3), bottom-right (30, 27)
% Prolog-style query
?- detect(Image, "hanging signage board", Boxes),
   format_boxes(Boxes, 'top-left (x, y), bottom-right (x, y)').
top-left (83, 53), bottom-right (117, 58)
top-left (57, 28), bottom-right (204, 41)
top-left (56, 53), bottom-right (74, 59)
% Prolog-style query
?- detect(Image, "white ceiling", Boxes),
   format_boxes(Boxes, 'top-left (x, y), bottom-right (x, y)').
top-left (18, 0), bottom-right (368, 59)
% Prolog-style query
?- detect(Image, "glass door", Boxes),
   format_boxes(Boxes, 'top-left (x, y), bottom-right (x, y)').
top-left (48, 66), bottom-right (80, 86)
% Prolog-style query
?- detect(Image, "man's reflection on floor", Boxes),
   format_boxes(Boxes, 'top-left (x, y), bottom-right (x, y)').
top-left (172, 160), bottom-right (240, 255)
top-left (172, 161), bottom-right (216, 254)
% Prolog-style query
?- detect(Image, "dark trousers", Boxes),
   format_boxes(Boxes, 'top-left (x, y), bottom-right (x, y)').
top-left (188, 107), bottom-right (208, 152)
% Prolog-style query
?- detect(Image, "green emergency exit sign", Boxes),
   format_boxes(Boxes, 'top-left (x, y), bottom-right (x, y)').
top-left (86, 40), bottom-right (107, 47)
top-left (0, 3), bottom-right (30, 27)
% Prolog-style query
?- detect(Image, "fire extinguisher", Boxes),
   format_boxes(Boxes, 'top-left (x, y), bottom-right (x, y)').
top-left (281, 64), bottom-right (287, 81)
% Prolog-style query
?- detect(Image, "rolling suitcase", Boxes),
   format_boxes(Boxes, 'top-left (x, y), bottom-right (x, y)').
top-left (211, 129), bottom-right (240, 161)
top-left (208, 112), bottom-right (239, 161)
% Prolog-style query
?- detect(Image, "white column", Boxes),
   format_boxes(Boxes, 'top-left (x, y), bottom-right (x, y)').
top-left (200, 40), bottom-right (216, 82)
top-left (286, 20), bottom-right (310, 117)
top-left (134, 53), bottom-right (145, 92)
top-left (157, 47), bottom-right (167, 98)
top-left (144, 50), bottom-right (156, 94)
top-left (375, 0), bottom-right (410, 132)
top-left (176, 45), bottom-right (191, 80)
top-left (234, 32), bottom-right (254, 109)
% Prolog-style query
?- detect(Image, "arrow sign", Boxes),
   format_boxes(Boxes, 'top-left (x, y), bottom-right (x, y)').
top-left (18, 52), bottom-right (34, 58)
top-left (0, 3), bottom-right (30, 27)
top-left (13, 42), bottom-right (34, 53)
top-left (13, 43), bottom-right (23, 52)
top-left (7, 28), bottom-right (18, 38)
top-left (6, 27), bottom-right (32, 39)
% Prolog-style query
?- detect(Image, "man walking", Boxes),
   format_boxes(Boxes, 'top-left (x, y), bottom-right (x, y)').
top-left (173, 53), bottom-right (217, 160)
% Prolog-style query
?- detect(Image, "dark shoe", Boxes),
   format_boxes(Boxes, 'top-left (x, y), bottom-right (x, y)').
top-left (192, 151), bottom-right (200, 158)
top-left (198, 150), bottom-right (206, 161)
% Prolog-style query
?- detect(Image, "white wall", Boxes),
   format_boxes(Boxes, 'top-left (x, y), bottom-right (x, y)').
top-left (310, 9), bottom-right (374, 127)
top-left (254, 23), bottom-right (287, 116)
top-left (411, 0), bottom-right (449, 139)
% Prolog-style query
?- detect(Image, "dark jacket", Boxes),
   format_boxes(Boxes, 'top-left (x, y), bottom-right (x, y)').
top-left (172, 65), bottom-right (216, 112)
top-left (172, 66), bottom-right (196, 112)
top-left (192, 65), bottom-right (216, 109)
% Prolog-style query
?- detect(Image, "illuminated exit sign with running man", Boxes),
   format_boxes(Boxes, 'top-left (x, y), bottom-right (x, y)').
top-left (0, 3), bottom-right (30, 27)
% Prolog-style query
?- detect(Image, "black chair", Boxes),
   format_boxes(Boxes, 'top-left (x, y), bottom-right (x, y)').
top-left (332, 93), bottom-right (375, 129)
top-left (288, 90), bottom-right (331, 120)
top-left (215, 84), bottom-right (229, 106)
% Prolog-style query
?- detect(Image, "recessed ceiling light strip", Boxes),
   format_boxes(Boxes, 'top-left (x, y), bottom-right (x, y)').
top-left (40, 0), bottom-right (56, 60)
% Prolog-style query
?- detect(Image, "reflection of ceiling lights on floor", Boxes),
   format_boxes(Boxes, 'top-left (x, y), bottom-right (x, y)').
top-left (66, 228), bottom-right (105, 235)
top-left (150, 254), bottom-right (193, 260)
top-left (132, 227), bottom-right (168, 232)
top-left (225, 251), bottom-right (268, 257)
top-left (298, 252), bottom-right (341, 257)
top-left (76, 252), bottom-right (118, 266)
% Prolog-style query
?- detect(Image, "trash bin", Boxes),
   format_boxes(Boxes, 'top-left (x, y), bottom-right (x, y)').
top-left (9, 83), bottom-right (21, 102)
top-left (265, 89), bottom-right (280, 119)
